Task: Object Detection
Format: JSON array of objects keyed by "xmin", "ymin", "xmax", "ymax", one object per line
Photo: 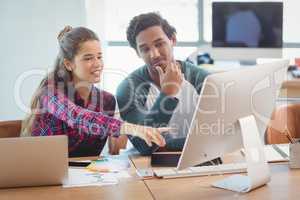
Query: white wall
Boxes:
[{"xmin": 0, "ymin": 0, "xmax": 87, "ymax": 120}]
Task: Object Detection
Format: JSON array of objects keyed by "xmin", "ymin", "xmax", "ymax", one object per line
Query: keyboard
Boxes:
[{"xmin": 153, "ymin": 163, "xmax": 247, "ymax": 179}]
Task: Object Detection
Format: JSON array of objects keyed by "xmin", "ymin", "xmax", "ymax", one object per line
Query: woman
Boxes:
[{"xmin": 21, "ymin": 26, "xmax": 167, "ymax": 157}]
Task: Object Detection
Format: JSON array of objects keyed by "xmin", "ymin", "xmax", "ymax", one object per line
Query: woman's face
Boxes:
[{"xmin": 69, "ymin": 40, "xmax": 103, "ymax": 84}]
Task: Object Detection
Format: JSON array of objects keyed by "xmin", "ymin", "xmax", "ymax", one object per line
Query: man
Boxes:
[{"xmin": 116, "ymin": 12, "xmax": 209, "ymax": 155}]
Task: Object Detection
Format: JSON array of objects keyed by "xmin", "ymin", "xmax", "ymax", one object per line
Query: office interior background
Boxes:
[{"xmin": 1, "ymin": 0, "xmax": 299, "ymax": 121}]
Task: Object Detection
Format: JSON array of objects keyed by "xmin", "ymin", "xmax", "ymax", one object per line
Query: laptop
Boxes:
[{"xmin": 0, "ymin": 135, "xmax": 68, "ymax": 188}]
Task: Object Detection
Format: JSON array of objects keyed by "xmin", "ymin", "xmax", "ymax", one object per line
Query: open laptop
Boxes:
[{"xmin": 0, "ymin": 135, "xmax": 68, "ymax": 188}]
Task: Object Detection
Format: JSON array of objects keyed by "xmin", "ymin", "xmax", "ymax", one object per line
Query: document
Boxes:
[
  {"xmin": 86, "ymin": 156, "xmax": 130, "ymax": 173},
  {"xmin": 63, "ymin": 168, "xmax": 118, "ymax": 188}
]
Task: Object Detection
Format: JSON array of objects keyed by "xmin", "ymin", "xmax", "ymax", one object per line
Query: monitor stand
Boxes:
[{"xmin": 212, "ymin": 115, "xmax": 271, "ymax": 193}]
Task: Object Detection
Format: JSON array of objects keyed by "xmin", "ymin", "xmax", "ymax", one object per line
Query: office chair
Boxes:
[
  {"xmin": 0, "ymin": 120, "xmax": 22, "ymax": 138},
  {"xmin": 266, "ymin": 104, "xmax": 300, "ymax": 144}
]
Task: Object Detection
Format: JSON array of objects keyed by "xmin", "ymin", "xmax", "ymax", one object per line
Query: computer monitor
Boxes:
[
  {"xmin": 210, "ymin": 2, "xmax": 283, "ymax": 64},
  {"xmin": 177, "ymin": 60, "xmax": 289, "ymax": 170}
]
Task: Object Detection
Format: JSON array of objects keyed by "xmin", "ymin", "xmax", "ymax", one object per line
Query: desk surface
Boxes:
[
  {"xmin": 0, "ymin": 157, "xmax": 153, "ymax": 200},
  {"xmin": 131, "ymin": 156, "xmax": 300, "ymax": 200},
  {"xmin": 2, "ymin": 155, "xmax": 300, "ymax": 200},
  {"xmin": 0, "ymin": 180, "xmax": 152, "ymax": 200}
]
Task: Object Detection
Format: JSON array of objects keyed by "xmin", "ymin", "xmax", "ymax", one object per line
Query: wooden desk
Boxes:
[
  {"xmin": 2, "ymin": 154, "xmax": 300, "ymax": 200},
  {"xmin": 0, "ymin": 181, "xmax": 152, "ymax": 200},
  {"xmin": 0, "ymin": 157, "xmax": 153, "ymax": 200},
  {"xmin": 131, "ymin": 156, "xmax": 300, "ymax": 200}
]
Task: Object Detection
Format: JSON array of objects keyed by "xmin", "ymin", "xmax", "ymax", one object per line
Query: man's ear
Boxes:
[{"xmin": 63, "ymin": 59, "xmax": 73, "ymax": 72}]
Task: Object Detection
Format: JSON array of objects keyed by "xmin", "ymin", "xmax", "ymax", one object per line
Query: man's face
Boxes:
[{"xmin": 136, "ymin": 25, "xmax": 176, "ymax": 72}]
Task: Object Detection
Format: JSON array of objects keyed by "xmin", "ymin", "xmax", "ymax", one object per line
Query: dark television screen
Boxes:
[{"xmin": 212, "ymin": 2, "xmax": 283, "ymax": 48}]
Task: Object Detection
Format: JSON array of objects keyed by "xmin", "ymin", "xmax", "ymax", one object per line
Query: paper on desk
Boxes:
[
  {"xmin": 86, "ymin": 156, "xmax": 130, "ymax": 173},
  {"xmin": 113, "ymin": 170, "xmax": 132, "ymax": 179},
  {"xmin": 136, "ymin": 168, "xmax": 154, "ymax": 179},
  {"xmin": 63, "ymin": 168, "xmax": 118, "ymax": 188},
  {"xmin": 264, "ymin": 144, "xmax": 289, "ymax": 162},
  {"xmin": 276, "ymin": 144, "xmax": 289, "ymax": 156},
  {"xmin": 241, "ymin": 144, "xmax": 289, "ymax": 162}
]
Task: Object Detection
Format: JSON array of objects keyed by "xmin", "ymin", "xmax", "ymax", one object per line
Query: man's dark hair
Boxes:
[{"xmin": 126, "ymin": 12, "xmax": 177, "ymax": 50}]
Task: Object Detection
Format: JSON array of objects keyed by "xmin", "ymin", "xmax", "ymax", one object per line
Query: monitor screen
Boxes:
[{"xmin": 212, "ymin": 2, "xmax": 283, "ymax": 48}]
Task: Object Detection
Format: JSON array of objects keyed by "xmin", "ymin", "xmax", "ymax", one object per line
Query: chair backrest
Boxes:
[
  {"xmin": 265, "ymin": 104, "xmax": 300, "ymax": 144},
  {"xmin": 0, "ymin": 120, "xmax": 22, "ymax": 138}
]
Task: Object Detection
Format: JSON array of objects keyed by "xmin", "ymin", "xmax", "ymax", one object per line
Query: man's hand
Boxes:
[{"xmin": 156, "ymin": 61, "xmax": 183, "ymax": 96}]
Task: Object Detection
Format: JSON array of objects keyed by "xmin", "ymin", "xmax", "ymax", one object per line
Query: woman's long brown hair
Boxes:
[{"xmin": 21, "ymin": 26, "xmax": 99, "ymax": 136}]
